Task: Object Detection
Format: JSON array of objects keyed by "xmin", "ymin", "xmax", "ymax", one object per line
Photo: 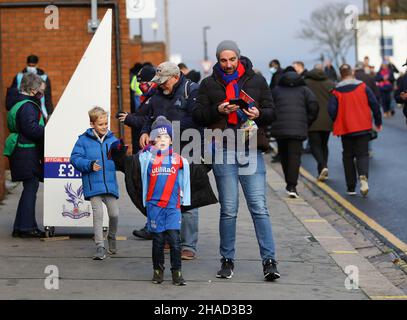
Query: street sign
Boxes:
[{"xmin": 126, "ymin": 0, "xmax": 156, "ymax": 19}]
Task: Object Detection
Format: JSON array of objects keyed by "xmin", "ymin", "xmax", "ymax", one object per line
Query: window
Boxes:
[{"xmin": 380, "ymin": 37, "xmax": 393, "ymax": 57}]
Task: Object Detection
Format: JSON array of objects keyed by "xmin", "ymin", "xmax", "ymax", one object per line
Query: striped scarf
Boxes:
[{"xmin": 215, "ymin": 62, "xmax": 246, "ymax": 125}]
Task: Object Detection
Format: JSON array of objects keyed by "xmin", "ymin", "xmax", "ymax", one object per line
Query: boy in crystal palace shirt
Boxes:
[{"xmin": 139, "ymin": 116, "xmax": 190, "ymax": 286}]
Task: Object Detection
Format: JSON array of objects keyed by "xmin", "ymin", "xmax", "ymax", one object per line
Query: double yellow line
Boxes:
[{"xmin": 300, "ymin": 167, "xmax": 407, "ymax": 254}]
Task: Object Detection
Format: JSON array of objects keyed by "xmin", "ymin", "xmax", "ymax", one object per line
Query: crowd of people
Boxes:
[{"xmin": 3, "ymin": 45, "xmax": 407, "ymax": 287}]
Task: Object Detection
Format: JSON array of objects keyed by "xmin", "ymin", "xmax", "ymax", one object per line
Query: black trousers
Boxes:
[
  {"xmin": 308, "ymin": 131, "xmax": 331, "ymax": 174},
  {"xmin": 277, "ymin": 139, "xmax": 303, "ymax": 188},
  {"xmin": 341, "ymin": 134, "xmax": 370, "ymax": 189},
  {"xmin": 152, "ymin": 230, "xmax": 182, "ymax": 272},
  {"xmin": 14, "ymin": 177, "xmax": 40, "ymax": 232}
]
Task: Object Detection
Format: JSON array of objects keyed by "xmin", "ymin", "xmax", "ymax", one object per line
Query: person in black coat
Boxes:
[
  {"xmin": 271, "ymin": 69, "xmax": 319, "ymax": 197},
  {"xmin": 395, "ymin": 60, "xmax": 407, "ymax": 122},
  {"xmin": 193, "ymin": 40, "xmax": 280, "ymax": 281},
  {"xmin": 11, "ymin": 55, "xmax": 53, "ymax": 118},
  {"xmin": 119, "ymin": 64, "xmax": 157, "ymax": 154},
  {"xmin": 324, "ymin": 60, "xmax": 338, "ymax": 83},
  {"xmin": 354, "ymin": 62, "xmax": 381, "ymax": 103},
  {"xmin": 178, "ymin": 63, "xmax": 201, "ymax": 83},
  {"xmin": 269, "ymin": 59, "xmax": 284, "ymax": 91},
  {"xmin": 6, "ymin": 73, "xmax": 46, "ymax": 238}
]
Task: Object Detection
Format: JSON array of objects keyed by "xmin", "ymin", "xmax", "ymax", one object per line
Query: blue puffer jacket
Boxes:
[{"xmin": 70, "ymin": 129, "xmax": 119, "ymax": 200}]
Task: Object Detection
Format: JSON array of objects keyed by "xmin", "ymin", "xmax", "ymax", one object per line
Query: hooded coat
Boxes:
[
  {"xmin": 304, "ymin": 69, "xmax": 335, "ymax": 132},
  {"xmin": 270, "ymin": 71, "xmax": 319, "ymax": 140}
]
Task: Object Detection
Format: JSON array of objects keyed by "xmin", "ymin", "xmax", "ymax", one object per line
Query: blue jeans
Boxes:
[
  {"xmin": 212, "ymin": 150, "xmax": 276, "ymax": 262},
  {"xmin": 181, "ymin": 208, "xmax": 199, "ymax": 253},
  {"xmin": 14, "ymin": 177, "xmax": 40, "ymax": 232}
]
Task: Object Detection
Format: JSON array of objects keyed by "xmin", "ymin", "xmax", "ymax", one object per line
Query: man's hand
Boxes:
[
  {"xmin": 373, "ymin": 125, "xmax": 382, "ymax": 132},
  {"xmin": 118, "ymin": 112, "xmax": 128, "ymax": 122},
  {"xmin": 139, "ymin": 133, "xmax": 150, "ymax": 148},
  {"xmin": 218, "ymin": 102, "xmax": 239, "ymax": 115},
  {"xmin": 400, "ymin": 92, "xmax": 407, "ymax": 101},
  {"xmin": 92, "ymin": 160, "xmax": 102, "ymax": 172},
  {"xmin": 243, "ymin": 106, "xmax": 260, "ymax": 120}
]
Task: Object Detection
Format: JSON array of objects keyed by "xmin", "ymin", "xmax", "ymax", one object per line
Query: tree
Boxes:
[{"xmin": 297, "ymin": 2, "xmax": 356, "ymax": 68}]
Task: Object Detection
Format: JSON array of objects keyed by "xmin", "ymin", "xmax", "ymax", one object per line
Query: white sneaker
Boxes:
[
  {"xmin": 318, "ymin": 168, "xmax": 329, "ymax": 182},
  {"xmin": 359, "ymin": 176, "xmax": 369, "ymax": 197}
]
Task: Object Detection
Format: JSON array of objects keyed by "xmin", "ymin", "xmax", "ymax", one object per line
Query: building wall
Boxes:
[
  {"xmin": 357, "ymin": 20, "xmax": 407, "ymax": 71},
  {"xmin": 128, "ymin": 36, "xmax": 166, "ymax": 66}
]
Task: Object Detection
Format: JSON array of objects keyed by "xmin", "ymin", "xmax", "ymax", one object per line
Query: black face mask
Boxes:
[{"xmin": 33, "ymin": 91, "xmax": 44, "ymax": 100}]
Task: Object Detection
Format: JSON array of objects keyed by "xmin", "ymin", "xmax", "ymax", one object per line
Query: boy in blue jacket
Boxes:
[
  {"xmin": 140, "ymin": 116, "xmax": 190, "ymax": 285},
  {"xmin": 70, "ymin": 107, "xmax": 120, "ymax": 260}
]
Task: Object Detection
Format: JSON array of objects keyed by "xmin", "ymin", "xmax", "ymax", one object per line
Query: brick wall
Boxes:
[
  {"xmin": 129, "ymin": 36, "xmax": 167, "ymax": 66},
  {"xmin": 0, "ymin": 0, "xmax": 137, "ymax": 201}
]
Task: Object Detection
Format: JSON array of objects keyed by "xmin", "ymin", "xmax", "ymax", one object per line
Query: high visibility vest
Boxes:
[
  {"xmin": 16, "ymin": 72, "xmax": 48, "ymax": 119},
  {"xmin": 130, "ymin": 75, "xmax": 143, "ymax": 96},
  {"xmin": 3, "ymin": 99, "xmax": 44, "ymax": 157}
]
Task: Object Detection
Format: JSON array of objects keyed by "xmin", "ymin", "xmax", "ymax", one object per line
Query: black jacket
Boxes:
[
  {"xmin": 395, "ymin": 74, "xmax": 407, "ymax": 118},
  {"xmin": 6, "ymin": 88, "xmax": 44, "ymax": 181},
  {"xmin": 11, "ymin": 68, "xmax": 53, "ymax": 116},
  {"xmin": 324, "ymin": 66, "xmax": 338, "ymax": 83},
  {"xmin": 270, "ymin": 72, "xmax": 319, "ymax": 140},
  {"xmin": 110, "ymin": 144, "xmax": 218, "ymax": 216},
  {"xmin": 141, "ymin": 74, "xmax": 201, "ymax": 135},
  {"xmin": 355, "ymin": 69, "xmax": 381, "ymax": 102},
  {"xmin": 193, "ymin": 56, "xmax": 276, "ymax": 151},
  {"xmin": 269, "ymin": 67, "xmax": 284, "ymax": 91}
]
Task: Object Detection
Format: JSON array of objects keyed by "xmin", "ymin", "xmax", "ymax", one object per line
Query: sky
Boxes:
[{"xmin": 130, "ymin": 0, "xmax": 364, "ymax": 81}]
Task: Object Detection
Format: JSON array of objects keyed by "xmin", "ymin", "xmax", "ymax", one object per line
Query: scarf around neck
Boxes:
[{"xmin": 215, "ymin": 62, "xmax": 246, "ymax": 125}]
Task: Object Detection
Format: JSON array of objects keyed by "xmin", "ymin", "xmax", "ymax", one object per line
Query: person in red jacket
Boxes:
[{"xmin": 328, "ymin": 64, "xmax": 382, "ymax": 197}]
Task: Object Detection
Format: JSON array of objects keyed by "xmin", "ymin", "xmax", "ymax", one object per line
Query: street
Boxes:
[{"xmin": 301, "ymin": 108, "xmax": 407, "ymax": 247}]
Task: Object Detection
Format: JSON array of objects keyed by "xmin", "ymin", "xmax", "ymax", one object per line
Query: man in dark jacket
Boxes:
[
  {"xmin": 119, "ymin": 64, "xmax": 157, "ymax": 155},
  {"xmin": 304, "ymin": 68, "xmax": 335, "ymax": 181},
  {"xmin": 269, "ymin": 59, "xmax": 284, "ymax": 90},
  {"xmin": 328, "ymin": 64, "xmax": 382, "ymax": 197},
  {"xmin": 271, "ymin": 69, "xmax": 319, "ymax": 197},
  {"xmin": 5, "ymin": 73, "xmax": 46, "ymax": 238},
  {"xmin": 292, "ymin": 61, "xmax": 308, "ymax": 79},
  {"xmin": 11, "ymin": 55, "xmax": 53, "ymax": 119},
  {"xmin": 354, "ymin": 62, "xmax": 381, "ymax": 103},
  {"xmin": 395, "ymin": 59, "xmax": 407, "ymax": 122},
  {"xmin": 324, "ymin": 60, "xmax": 338, "ymax": 83},
  {"xmin": 178, "ymin": 63, "xmax": 201, "ymax": 83},
  {"xmin": 138, "ymin": 61, "xmax": 202, "ymax": 260},
  {"xmin": 193, "ymin": 40, "xmax": 280, "ymax": 281}
]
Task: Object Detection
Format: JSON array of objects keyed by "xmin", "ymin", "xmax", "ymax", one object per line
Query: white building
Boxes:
[{"xmin": 357, "ymin": 0, "xmax": 407, "ymax": 72}]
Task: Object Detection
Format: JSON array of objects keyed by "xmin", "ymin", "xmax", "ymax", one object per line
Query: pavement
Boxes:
[{"xmin": 0, "ymin": 158, "xmax": 405, "ymax": 300}]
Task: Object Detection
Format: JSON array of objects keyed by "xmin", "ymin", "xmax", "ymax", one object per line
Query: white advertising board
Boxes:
[{"xmin": 43, "ymin": 10, "xmax": 112, "ymax": 229}]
